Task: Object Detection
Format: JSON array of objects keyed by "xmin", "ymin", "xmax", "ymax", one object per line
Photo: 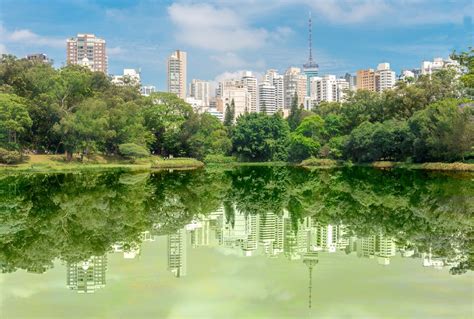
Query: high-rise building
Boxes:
[
  {"xmin": 310, "ymin": 75, "xmax": 349, "ymax": 104},
  {"xmin": 356, "ymin": 68, "xmax": 376, "ymax": 91},
  {"xmin": 111, "ymin": 68, "xmax": 141, "ymax": 86},
  {"xmin": 66, "ymin": 255, "xmax": 107, "ymax": 293},
  {"xmin": 241, "ymin": 71, "xmax": 258, "ymax": 113},
  {"xmin": 218, "ymin": 80, "xmax": 251, "ymax": 118},
  {"xmin": 258, "ymin": 81, "xmax": 277, "ymax": 115},
  {"xmin": 167, "ymin": 50, "xmax": 187, "ymax": 99},
  {"xmin": 66, "ymin": 34, "xmax": 107, "ymax": 73},
  {"xmin": 189, "ymin": 79, "xmax": 210, "ymax": 106},
  {"xmin": 26, "ymin": 53, "xmax": 53, "ymax": 64},
  {"xmin": 284, "ymin": 67, "xmax": 307, "ymax": 109},
  {"xmin": 303, "ymin": 12, "xmax": 319, "ymax": 96},
  {"xmin": 343, "ymin": 73, "xmax": 357, "ymax": 90},
  {"xmin": 168, "ymin": 228, "xmax": 187, "ymax": 277},
  {"xmin": 375, "ymin": 63, "xmax": 396, "ymax": 92},
  {"xmin": 265, "ymin": 69, "xmax": 285, "ymax": 111}
]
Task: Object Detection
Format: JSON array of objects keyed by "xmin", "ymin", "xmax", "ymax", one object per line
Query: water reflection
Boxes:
[{"xmin": 0, "ymin": 167, "xmax": 472, "ymax": 305}]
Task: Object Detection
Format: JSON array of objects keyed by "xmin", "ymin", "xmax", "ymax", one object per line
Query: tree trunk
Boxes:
[{"xmin": 66, "ymin": 151, "xmax": 73, "ymax": 161}]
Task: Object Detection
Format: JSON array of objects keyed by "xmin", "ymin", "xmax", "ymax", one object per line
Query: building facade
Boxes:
[
  {"xmin": 375, "ymin": 63, "xmax": 396, "ymax": 92},
  {"xmin": 356, "ymin": 69, "xmax": 376, "ymax": 91},
  {"xmin": 258, "ymin": 81, "xmax": 277, "ymax": 115},
  {"xmin": 241, "ymin": 71, "xmax": 258, "ymax": 113},
  {"xmin": 189, "ymin": 79, "xmax": 210, "ymax": 107},
  {"xmin": 167, "ymin": 50, "xmax": 187, "ymax": 99},
  {"xmin": 66, "ymin": 34, "xmax": 107, "ymax": 73}
]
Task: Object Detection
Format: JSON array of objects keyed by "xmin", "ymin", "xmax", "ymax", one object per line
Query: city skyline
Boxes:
[{"xmin": 0, "ymin": 0, "xmax": 471, "ymax": 90}]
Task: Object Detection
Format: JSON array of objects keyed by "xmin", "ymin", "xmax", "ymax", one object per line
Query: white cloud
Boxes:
[
  {"xmin": 0, "ymin": 23, "xmax": 65, "ymax": 48},
  {"xmin": 167, "ymin": 3, "xmax": 290, "ymax": 51}
]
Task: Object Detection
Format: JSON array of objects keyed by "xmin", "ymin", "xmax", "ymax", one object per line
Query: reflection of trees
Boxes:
[{"xmin": 0, "ymin": 166, "xmax": 472, "ymax": 275}]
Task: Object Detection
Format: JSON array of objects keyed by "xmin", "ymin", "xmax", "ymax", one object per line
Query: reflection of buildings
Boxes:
[
  {"xmin": 356, "ymin": 234, "xmax": 396, "ymax": 265},
  {"xmin": 67, "ymin": 256, "xmax": 107, "ymax": 293},
  {"xmin": 168, "ymin": 228, "xmax": 187, "ymax": 277}
]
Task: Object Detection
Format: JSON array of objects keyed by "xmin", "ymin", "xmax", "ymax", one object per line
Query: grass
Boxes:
[
  {"xmin": 0, "ymin": 154, "xmax": 204, "ymax": 173},
  {"xmin": 300, "ymin": 158, "xmax": 474, "ymax": 171}
]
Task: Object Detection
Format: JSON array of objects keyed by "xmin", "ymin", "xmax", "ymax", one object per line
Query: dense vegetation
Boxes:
[
  {"xmin": 0, "ymin": 166, "xmax": 471, "ymax": 274},
  {"xmin": 0, "ymin": 49, "xmax": 472, "ymax": 164}
]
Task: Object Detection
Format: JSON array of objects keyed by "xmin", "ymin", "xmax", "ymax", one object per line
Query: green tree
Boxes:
[
  {"xmin": 142, "ymin": 92, "xmax": 193, "ymax": 156},
  {"xmin": 409, "ymin": 99, "xmax": 474, "ymax": 162},
  {"xmin": 223, "ymin": 99, "xmax": 235, "ymax": 127},
  {"xmin": 287, "ymin": 133, "xmax": 320, "ymax": 162},
  {"xmin": 287, "ymin": 94, "xmax": 302, "ymax": 131},
  {"xmin": 55, "ymin": 98, "xmax": 110, "ymax": 160},
  {"xmin": 0, "ymin": 93, "xmax": 32, "ymax": 147},
  {"xmin": 232, "ymin": 113, "xmax": 290, "ymax": 161}
]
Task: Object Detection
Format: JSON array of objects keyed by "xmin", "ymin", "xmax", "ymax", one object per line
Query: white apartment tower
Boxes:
[
  {"xmin": 190, "ymin": 79, "xmax": 210, "ymax": 106},
  {"xmin": 258, "ymin": 81, "xmax": 277, "ymax": 115},
  {"xmin": 284, "ymin": 67, "xmax": 307, "ymax": 109},
  {"xmin": 167, "ymin": 50, "xmax": 187, "ymax": 99},
  {"xmin": 265, "ymin": 69, "xmax": 285, "ymax": 111},
  {"xmin": 310, "ymin": 75, "xmax": 349, "ymax": 104},
  {"xmin": 241, "ymin": 71, "xmax": 258, "ymax": 113},
  {"xmin": 375, "ymin": 63, "xmax": 396, "ymax": 92},
  {"xmin": 219, "ymin": 80, "xmax": 251, "ymax": 118},
  {"xmin": 66, "ymin": 34, "xmax": 107, "ymax": 73},
  {"xmin": 111, "ymin": 69, "xmax": 141, "ymax": 86}
]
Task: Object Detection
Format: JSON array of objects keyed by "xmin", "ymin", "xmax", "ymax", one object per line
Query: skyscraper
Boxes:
[
  {"xmin": 189, "ymin": 79, "xmax": 210, "ymax": 106},
  {"xmin": 356, "ymin": 68, "xmax": 376, "ymax": 91},
  {"xmin": 66, "ymin": 34, "xmax": 107, "ymax": 73},
  {"xmin": 265, "ymin": 69, "xmax": 285, "ymax": 111},
  {"xmin": 258, "ymin": 81, "xmax": 277, "ymax": 115},
  {"xmin": 375, "ymin": 63, "xmax": 396, "ymax": 92},
  {"xmin": 167, "ymin": 50, "xmax": 187, "ymax": 99},
  {"xmin": 303, "ymin": 12, "xmax": 318, "ymax": 97},
  {"xmin": 241, "ymin": 71, "xmax": 258, "ymax": 113},
  {"xmin": 284, "ymin": 67, "xmax": 307, "ymax": 108}
]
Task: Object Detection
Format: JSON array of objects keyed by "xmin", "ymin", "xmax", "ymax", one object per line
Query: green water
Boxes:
[{"xmin": 0, "ymin": 166, "xmax": 473, "ymax": 318}]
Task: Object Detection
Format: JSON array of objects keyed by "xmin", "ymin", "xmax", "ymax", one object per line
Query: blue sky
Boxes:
[{"xmin": 0, "ymin": 0, "xmax": 472, "ymax": 90}]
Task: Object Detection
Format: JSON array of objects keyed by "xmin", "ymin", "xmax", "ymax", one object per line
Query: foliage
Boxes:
[
  {"xmin": 409, "ymin": 99, "xmax": 473, "ymax": 162},
  {"xmin": 0, "ymin": 148, "xmax": 24, "ymax": 164},
  {"xmin": 223, "ymin": 98, "xmax": 235, "ymax": 127},
  {"xmin": 0, "ymin": 93, "xmax": 32, "ymax": 147},
  {"xmin": 203, "ymin": 154, "xmax": 236, "ymax": 163},
  {"xmin": 232, "ymin": 113, "xmax": 290, "ymax": 161},
  {"xmin": 118, "ymin": 143, "xmax": 150, "ymax": 159},
  {"xmin": 287, "ymin": 133, "xmax": 320, "ymax": 162}
]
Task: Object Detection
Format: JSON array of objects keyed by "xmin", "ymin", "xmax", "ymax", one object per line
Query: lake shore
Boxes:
[
  {"xmin": 0, "ymin": 154, "xmax": 204, "ymax": 173},
  {"xmin": 1, "ymin": 154, "xmax": 473, "ymax": 173},
  {"xmin": 299, "ymin": 158, "xmax": 474, "ymax": 172}
]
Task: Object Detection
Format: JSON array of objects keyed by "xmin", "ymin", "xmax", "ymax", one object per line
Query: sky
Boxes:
[{"xmin": 0, "ymin": 0, "xmax": 472, "ymax": 91}]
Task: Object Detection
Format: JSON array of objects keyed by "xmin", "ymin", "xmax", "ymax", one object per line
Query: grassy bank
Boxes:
[
  {"xmin": 0, "ymin": 154, "xmax": 204, "ymax": 173},
  {"xmin": 300, "ymin": 158, "xmax": 474, "ymax": 172}
]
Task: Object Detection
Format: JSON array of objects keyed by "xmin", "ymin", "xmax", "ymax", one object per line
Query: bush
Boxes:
[
  {"xmin": 287, "ymin": 133, "xmax": 320, "ymax": 162},
  {"xmin": 0, "ymin": 148, "xmax": 24, "ymax": 164},
  {"xmin": 203, "ymin": 154, "xmax": 236, "ymax": 163},
  {"xmin": 118, "ymin": 143, "xmax": 149, "ymax": 159}
]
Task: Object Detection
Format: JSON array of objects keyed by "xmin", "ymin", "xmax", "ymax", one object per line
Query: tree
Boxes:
[
  {"xmin": 409, "ymin": 99, "xmax": 473, "ymax": 162},
  {"xmin": 451, "ymin": 48, "xmax": 474, "ymax": 98},
  {"xmin": 232, "ymin": 113, "xmax": 290, "ymax": 161},
  {"xmin": 287, "ymin": 94, "xmax": 302, "ymax": 131},
  {"xmin": 0, "ymin": 93, "xmax": 32, "ymax": 147},
  {"xmin": 260, "ymin": 101, "xmax": 267, "ymax": 114},
  {"xmin": 142, "ymin": 92, "xmax": 193, "ymax": 156},
  {"xmin": 186, "ymin": 113, "xmax": 231, "ymax": 159},
  {"xmin": 223, "ymin": 98, "xmax": 235, "ymax": 127},
  {"xmin": 287, "ymin": 133, "xmax": 320, "ymax": 162},
  {"xmin": 55, "ymin": 98, "xmax": 110, "ymax": 160}
]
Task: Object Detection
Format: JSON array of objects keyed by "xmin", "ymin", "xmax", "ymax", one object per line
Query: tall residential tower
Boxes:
[
  {"xmin": 66, "ymin": 34, "xmax": 107, "ymax": 73},
  {"xmin": 167, "ymin": 50, "xmax": 187, "ymax": 99}
]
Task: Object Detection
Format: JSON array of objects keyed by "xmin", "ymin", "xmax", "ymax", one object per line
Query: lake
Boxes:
[{"xmin": 0, "ymin": 166, "xmax": 473, "ymax": 318}]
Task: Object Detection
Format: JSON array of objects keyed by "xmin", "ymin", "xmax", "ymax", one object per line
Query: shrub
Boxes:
[
  {"xmin": 118, "ymin": 143, "xmax": 149, "ymax": 159},
  {"xmin": 0, "ymin": 148, "xmax": 24, "ymax": 164}
]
